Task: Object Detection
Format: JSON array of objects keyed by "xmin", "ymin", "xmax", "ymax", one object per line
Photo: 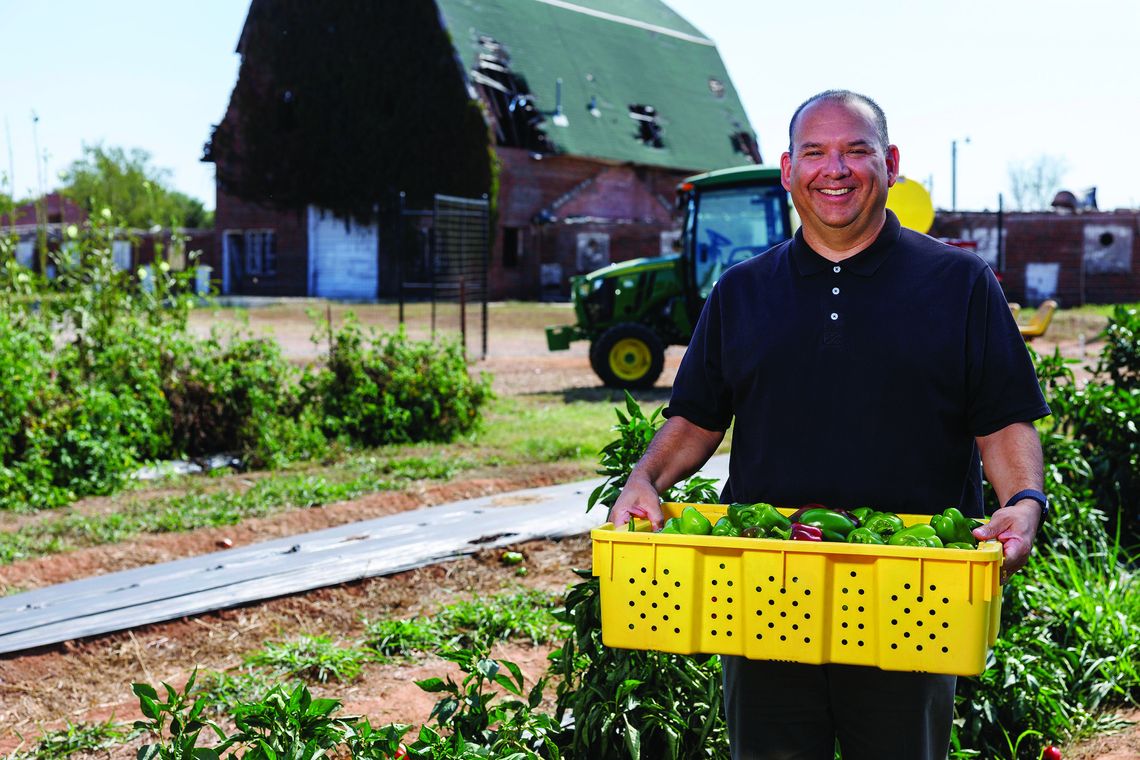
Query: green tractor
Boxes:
[{"xmin": 545, "ymin": 165, "xmax": 793, "ymax": 388}]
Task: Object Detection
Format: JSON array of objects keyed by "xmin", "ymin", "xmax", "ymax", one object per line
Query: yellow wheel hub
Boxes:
[{"xmin": 608, "ymin": 338, "xmax": 652, "ymax": 382}]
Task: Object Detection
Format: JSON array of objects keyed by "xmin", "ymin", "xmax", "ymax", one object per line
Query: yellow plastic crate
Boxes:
[{"xmin": 592, "ymin": 503, "xmax": 1003, "ymax": 676}]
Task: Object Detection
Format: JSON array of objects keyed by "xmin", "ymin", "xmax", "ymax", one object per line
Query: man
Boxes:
[{"xmin": 608, "ymin": 90, "xmax": 1050, "ymax": 760}]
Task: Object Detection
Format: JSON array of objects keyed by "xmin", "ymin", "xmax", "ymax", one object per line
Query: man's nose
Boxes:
[{"xmin": 823, "ymin": 151, "xmax": 850, "ymax": 177}]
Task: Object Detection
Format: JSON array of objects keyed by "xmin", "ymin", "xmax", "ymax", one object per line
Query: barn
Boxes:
[{"xmin": 203, "ymin": 0, "xmax": 761, "ymax": 300}]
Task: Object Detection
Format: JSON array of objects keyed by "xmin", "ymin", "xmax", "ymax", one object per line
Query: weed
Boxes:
[
  {"xmin": 363, "ymin": 588, "xmax": 568, "ymax": 657},
  {"xmin": 17, "ymin": 719, "xmax": 130, "ymax": 760},
  {"xmin": 244, "ymin": 635, "xmax": 373, "ymax": 684},
  {"xmin": 190, "ymin": 669, "xmax": 298, "ymax": 714}
]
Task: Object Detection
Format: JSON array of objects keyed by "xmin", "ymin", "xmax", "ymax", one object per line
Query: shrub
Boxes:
[
  {"xmin": 165, "ymin": 325, "xmax": 322, "ymax": 467},
  {"xmin": 1035, "ymin": 308, "xmax": 1140, "ymax": 545},
  {"xmin": 0, "ymin": 218, "xmax": 495, "ymax": 509},
  {"xmin": 307, "ymin": 317, "xmax": 492, "ymax": 447}
]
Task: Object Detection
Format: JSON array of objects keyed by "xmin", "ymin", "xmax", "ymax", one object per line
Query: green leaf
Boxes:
[
  {"xmin": 416, "ymin": 677, "xmax": 449, "ymax": 693},
  {"xmin": 132, "ymin": 682, "xmax": 159, "ymax": 701},
  {"xmin": 308, "ymin": 697, "xmax": 340, "ymax": 716},
  {"xmin": 623, "ymin": 714, "xmax": 642, "ymax": 759},
  {"xmin": 138, "ymin": 694, "xmax": 160, "ymax": 720}
]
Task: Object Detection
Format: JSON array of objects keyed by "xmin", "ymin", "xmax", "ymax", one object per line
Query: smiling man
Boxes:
[
  {"xmin": 782, "ymin": 93, "xmax": 899, "ymax": 256},
  {"xmin": 609, "ymin": 90, "xmax": 1050, "ymax": 759}
]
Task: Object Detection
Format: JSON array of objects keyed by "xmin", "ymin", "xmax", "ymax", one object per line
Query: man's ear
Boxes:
[
  {"xmin": 885, "ymin": 144, "xmax": 900, "ymax": 188},
  {"xmin": 780, "ymin": 152, "xmax": 792, "ymax": 191}
]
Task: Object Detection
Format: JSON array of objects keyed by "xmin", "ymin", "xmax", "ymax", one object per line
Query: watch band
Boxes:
[{"xmin": 1004, "ymin": 488, "xmax": 1049, "ymax": 519}]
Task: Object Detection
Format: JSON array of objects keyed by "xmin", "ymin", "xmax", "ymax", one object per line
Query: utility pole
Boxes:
[{"xmin": 951, "ymin": 136, "xmax": 970, "ymax": 211}]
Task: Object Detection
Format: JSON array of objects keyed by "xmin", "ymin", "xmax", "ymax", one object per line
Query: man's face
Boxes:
[{"xmin": 781, "ymin": 99, "xmax": 899, "ymax": 241}]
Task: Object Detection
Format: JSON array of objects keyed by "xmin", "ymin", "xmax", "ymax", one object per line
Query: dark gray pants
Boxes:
[{"xmin": 722, "ymin": 656, "xmax": 955, "ymax": 760}]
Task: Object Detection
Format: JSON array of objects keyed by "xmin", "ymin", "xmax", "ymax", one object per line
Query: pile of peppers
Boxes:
[{"xmin": 655, "ymin": 504, "xmax": 983, "ymax": 550}]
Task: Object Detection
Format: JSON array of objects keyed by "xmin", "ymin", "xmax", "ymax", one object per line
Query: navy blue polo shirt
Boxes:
[{"xmin": 666, "ymin": 210, "xmax": 1050, "ymax": 518}]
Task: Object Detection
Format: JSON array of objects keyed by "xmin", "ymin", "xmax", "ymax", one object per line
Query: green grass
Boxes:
[
  {"xmin": 13, "ymin": 718, "xmax": 131, "ymax": 760},
  {"xmin": 0, "ymin": 455, "xmax": 463, "ymax": 566},
  {"xmin": 0, "ymin": 393, "xmax": 672, "ymax": 568},
  {"xmin": 244, "ymin": 635, "xmax": 374, "ymax": 684},
  {"xmin": 363, "ymin": 588, "xmax": 569, "ymax": 657}
]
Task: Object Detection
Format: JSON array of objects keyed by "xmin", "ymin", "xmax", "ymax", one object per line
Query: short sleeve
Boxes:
[
  {"xmin": 664, "ymin": 284, "xmax": 735, "ymax": 431},
  {"xmin": 965, "ymin": 268, "xmax": 1051, "ymax": 436}
]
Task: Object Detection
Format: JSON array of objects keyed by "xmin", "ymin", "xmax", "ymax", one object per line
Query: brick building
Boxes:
[
  {"xmin": 204, "ymin": 0, "xmax": 761, "ymax": 300},
  {"xmin": 2, "ymin": 193, "xmax": 215, "ymax": 284},
  {"xmin": 931, "ymin": 208, "xmax": 1139, "ymax": 306}
]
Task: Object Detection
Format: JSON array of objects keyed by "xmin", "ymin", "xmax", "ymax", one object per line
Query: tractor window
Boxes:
[{"xmin": 693, "ymin": 185, "xmax": 788, "ymax": 298}]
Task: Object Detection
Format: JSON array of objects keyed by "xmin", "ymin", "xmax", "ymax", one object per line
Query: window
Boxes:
[
  {"xmin": 224, "ymin": 229, "xmax": 277, "ymax": 278},
  {"xmin": 502, "ymin": 227, "xmax": 520, "ymax": 268},
  {"xmin": 112, "ymin": 240, "xmax": 132, "ymax": 270},
  {"xmin": 15, "ymin": 240, "xmax": 34, "ymax": 268},
  {"xmin": 691, "ymin": 184, "xmax": 788, "ymax": 298},
  {"xmin": 245, "ymin": 230, "xmax": 276, "ymax": 275}
]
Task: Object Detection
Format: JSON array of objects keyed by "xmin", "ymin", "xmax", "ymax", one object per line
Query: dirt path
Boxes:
[{"xmin": 1, "ymin": 302, "xmax": 1130, "ymax": 757}]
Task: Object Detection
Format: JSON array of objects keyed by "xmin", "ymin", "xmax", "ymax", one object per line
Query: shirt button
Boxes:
[
  {"xmin": 830, "ymin": 312, "xmax": 839, "ymax": 320},
  {"xmin": 832, "ymin": 287, "xmax": 840, "ymax": 295},
  {"xmin": 833, "ymin": 266, "xmax": 841, "ymax": 273}
]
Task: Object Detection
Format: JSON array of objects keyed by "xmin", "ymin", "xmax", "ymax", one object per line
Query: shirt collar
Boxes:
[{"xmin": 791, "ymin": 209, "xmax": 902, "ymax": 277}]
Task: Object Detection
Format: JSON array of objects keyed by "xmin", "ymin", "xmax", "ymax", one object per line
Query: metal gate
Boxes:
[{"xmin": 397, "ymin": 194, "xmax": 490, "ymax": 360}]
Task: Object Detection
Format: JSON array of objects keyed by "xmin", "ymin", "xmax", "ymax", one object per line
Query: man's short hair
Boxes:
[{"xmin": 788, "ymin": 90, "xmax": 889, "ymax": 153}]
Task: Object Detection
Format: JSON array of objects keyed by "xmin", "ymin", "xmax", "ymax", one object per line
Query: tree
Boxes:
[
  {"xmin": 60, "ymin": 144, "xmax": 212, "ymax": 229},
  {"xmin": 1007, "ymin": 154, "xmax": 1068, "ymax": 211}
]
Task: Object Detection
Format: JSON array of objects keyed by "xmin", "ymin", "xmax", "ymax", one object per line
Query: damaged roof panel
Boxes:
[{"xmin": 436, "ymin": 0, "xmax": 759, "ymax": 172}]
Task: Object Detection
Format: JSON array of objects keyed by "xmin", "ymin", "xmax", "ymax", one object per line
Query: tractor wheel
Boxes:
[{"xmin": 590, "ymin": 323, "xmax": 665, "ymax": 389}]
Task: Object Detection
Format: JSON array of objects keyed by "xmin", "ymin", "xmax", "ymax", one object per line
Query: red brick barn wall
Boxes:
[
  {"xmin": 214, "ymin": 187, "xmax": 309, "ymax": 296},
  {"xmin": 493, "ymin": 147, "xmax": 690, "ymax": 299},
  {"xmin": 931, "ymin": 211, "xmax": 1140, "ymax": 306}
]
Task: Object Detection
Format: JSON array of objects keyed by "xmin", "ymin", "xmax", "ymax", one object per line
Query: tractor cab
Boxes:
[{"xmin": 545, "ymin": 165, "xmax": 792, "ymax": 388}]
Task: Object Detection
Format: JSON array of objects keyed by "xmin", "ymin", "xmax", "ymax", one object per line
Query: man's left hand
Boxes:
[{"xmin": 971, "ymin": 501, "xmax": 1042, "ymax": 582}]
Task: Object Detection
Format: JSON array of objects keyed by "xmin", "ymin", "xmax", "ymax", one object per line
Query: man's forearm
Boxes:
[
  {"xmin": 976, "ymin": 421, "xmax": 1044, "ymax": 507},
  {"xmin": 631, "ymin": 416, "xmax": 726, "ymax": 494}
]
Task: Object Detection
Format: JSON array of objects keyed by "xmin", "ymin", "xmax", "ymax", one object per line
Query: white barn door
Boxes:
[{"xmin": 307, "ymin": 207, "xmax": 379, "ymax": 299}]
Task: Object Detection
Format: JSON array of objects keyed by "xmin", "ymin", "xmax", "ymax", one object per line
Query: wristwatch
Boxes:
[{"xmin": 1004, "ymin": 488, "xmax": 1049, "ymax": 520}]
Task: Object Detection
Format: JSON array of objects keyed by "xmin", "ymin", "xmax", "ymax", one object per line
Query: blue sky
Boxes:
[{"xmin": 2, "ymin": 0, "xmax": 1137, "ymax": 212}]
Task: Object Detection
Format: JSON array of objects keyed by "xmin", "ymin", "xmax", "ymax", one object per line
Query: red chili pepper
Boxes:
[{"xmin": 790, "ymin": 522, "xmax": 824, "ymax": 541}]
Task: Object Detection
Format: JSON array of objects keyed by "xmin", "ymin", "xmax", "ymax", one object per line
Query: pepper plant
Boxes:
[{"xmin": 553, "ymin": 391, "xmax": 727, "ymax": 759}]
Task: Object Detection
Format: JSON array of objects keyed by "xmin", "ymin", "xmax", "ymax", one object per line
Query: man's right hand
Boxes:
[{"xmin": 609, "ymin": 473, "xmax": 665, "ymax": 530}]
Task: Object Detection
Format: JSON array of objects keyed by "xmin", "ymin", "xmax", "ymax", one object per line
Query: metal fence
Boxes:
[{"xmin": 397, "ymin": 194, "xmax": 490, "ymax": 360}]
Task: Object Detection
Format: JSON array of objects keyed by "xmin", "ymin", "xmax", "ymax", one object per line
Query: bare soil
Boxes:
[{"xmin": 1, "ymin": 302, "xmax": 1132, "ymax": 758}]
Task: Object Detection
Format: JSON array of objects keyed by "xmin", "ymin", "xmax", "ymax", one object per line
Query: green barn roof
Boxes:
[{"xmin": 435, "ymin": 0, "xmax": 760, "ymax": 173}]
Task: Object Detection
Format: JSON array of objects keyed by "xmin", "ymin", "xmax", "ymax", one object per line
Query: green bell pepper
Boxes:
[
  {"xmin": 847, "ymin": 527, "xmax": 886, "ymax": 544},
  {"xmin": 849, "ymin": 507, "xmax": 876, "ymax": 524},
  {"xmin": 944, "ymin": 541, "xmax": 977, "ymax": 550},
  {"xmin": 930, "ymin": 507, "xmax": 979, "ymax": 547},
  {"xmin": 862, "ymin": 512, "xmax": 906, "ymax": 538},
  {"xmin": 659, "ymin": 517, "xmax": 682, "ymax": 534},
  {"xmin": 887, "ymin": 524, "xmax": 944, "ymax": 548},
  {"xmin": 711, "ymin": 517, "xmax": 740, "ymax": 537},
  {"xmin": 726, "ymin": 503, "xmax": 758, "ymax": 531},
  {"xmin": 750, "ymin": 503, "xmax": 792, "ymax": 533},
  {"xmin": 679, "ymin": 506, "xmax": 712, "ymax": 535}
]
